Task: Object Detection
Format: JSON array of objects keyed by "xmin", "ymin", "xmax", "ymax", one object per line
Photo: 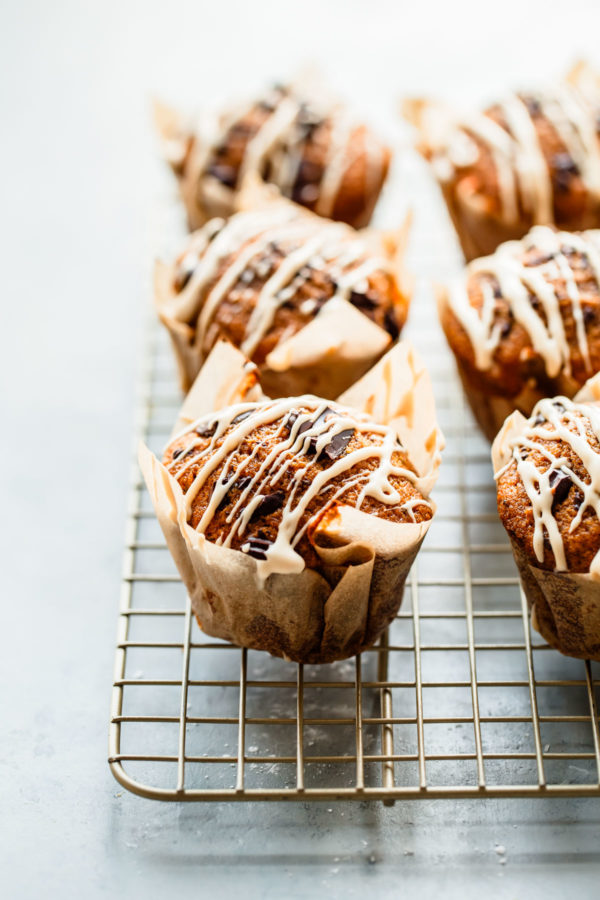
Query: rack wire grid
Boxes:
[{"xmin": 109, "ymin": 158, "xmax": 600, "ymax": 804}]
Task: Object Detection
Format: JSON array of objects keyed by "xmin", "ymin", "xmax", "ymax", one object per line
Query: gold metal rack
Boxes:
[{"xmin": 109, "ymin": 318, "xmax": 600, "ymax": 802}]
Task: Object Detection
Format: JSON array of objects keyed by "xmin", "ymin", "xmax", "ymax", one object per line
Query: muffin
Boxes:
[
  {"xmin": 492, "ymin": 389, "xmax": 600, "ymax": 661},
  {"xmin": 404, "ymin": 61, "xmax": 600, "ymax": 260},
  {"xmin": 156, "ymin": 193, "xmax": 410, "ymax": 397},
  {"xmin": 439, "ymin": 224, "xmax": 600, "ymax": 440},
  {"xmin": 140, "ymin": 340, "xmax": 443, "ymax": 664},
  {"xmin": 155, "ymin": 79, "xmax": 391, "ymax": 230}
]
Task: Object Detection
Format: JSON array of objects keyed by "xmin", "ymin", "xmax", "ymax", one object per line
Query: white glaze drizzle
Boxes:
[
  {"xmin": 171, "ymin": 207, "xmax": 394, "ymax": 359},
  {"xmin": 495, "ymin": 395, "xmax": 600, "ymax": 571},
  {"xmin": 197, "ymin": 84, "xmax": 384, "ymax": 218},
  {"xmin": 442, "ymin": 82, "xmax": 600, "ymax": 224},
  {"xmin": 449, "ymin": 226, "xmax": 600, "ymax": 377},
  {"xmin": 166, "ymin": 397, "xmax": 432, "ymax": 577}
]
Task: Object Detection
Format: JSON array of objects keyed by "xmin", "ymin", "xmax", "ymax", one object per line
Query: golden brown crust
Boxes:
[
  {"xmin": 175, "ymin": 230, "xmax": 406, "ymax": 368},
  {"xmin": 440, "ymin": 234, "xmax": 600, "ymax": 440},
  {"xmin": 163, "ymin": 404, "xmax": 432, "ymax": 572},
  {"xmin": 496, "ymin": 406, "xmax": 600, "ymax": 572}
]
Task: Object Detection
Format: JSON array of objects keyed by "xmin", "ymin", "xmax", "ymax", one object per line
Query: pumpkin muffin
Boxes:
[
  {"xmin": 493, "ymin": 393, "xmax": 600, "ymax": 661},
  {"xmin": 140, "ymin": 341, "xmax": 442, "ymax": 664},
  {"xmin": 440, "ymin": 225, "xmax": 600, "ymax": 440},
  {"xmin": 156, "ymin": 200, "xmax": 409, "ymax": 397},
  {"xmin": 157, "ymin": 80, "xmax": 391, "ymax": 230},
  {"xmin": 404, "ymin": 62, "xmax": 600, "ymax": 260}
]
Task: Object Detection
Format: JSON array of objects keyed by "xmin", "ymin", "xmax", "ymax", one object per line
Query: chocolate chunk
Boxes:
[
  {"xmin": 251, "ymin": 490, "xmax": 285, "ymax": 521},
  {"xmin": 349, "ymin": 290, "xmax": 378, "ymax": 311},
  {"xmin": 207, "ymin": 163, "xmax": 237, "ymax": 188},
  {"xmin": 242, "ymin": 535, "xmax": 272, "ymax": 561},
  {"xmin": 231, "ymin": 410, "xmax": 253, "ymax": 425},
  {"xmin": 384, "ymin": 309, "xmax": 400, "ymax": 341},
  {"xmin": 172, "ymin": 446, "xmax": 189, "ymax": 460},
  {"xmin": 553, "ymin": 400, "xmax": 566, "ymax": 413},
  {"xmin": 284, "ymin": 410, "xmax": 299, "ymax": 432},
  {"xmin": 499, "ymin": 318, "xmax": 512, "ymax": 338},
  {"xmin": 572, "ymin": 489, "xmax": 585, "ymax": 512},
  {"xmin": 297, "ymin": 407, "xmax": 336, "ymax": 455},
  {"xmin": 523, "ymin": 95, "xmax": 541, "ymax": 116},
  {"xmin": 216, "ymin": 475, "xmax": 253, "ymax": 512},
  {"xmin": 322, "ymin": 428, "xmax": 354, "ymax": 461},
  {"xmin": 493, "ymin": 282, "xmax": 503, "ymax": 299},
  {"xmin": 526, "ymin": 251, "xmax": 555, "ymax": 267},
  {"xmin": 583, "ymin": 306, "xmax": 596, "ymax": 326},
  {"xmin": 195, "ymin": 421, "xmax": 217, "ymax": 438},
  {"xmin": 549, "ymin": 469, "xmax": 572, "ymax": 510},
  {"xmin": 532, "ymin": 413, "xmax": 546, "ymax": 426},
  {"xmin": 175, "ymin": 267, "xmax": 193, "ymax": 291},
  {"xmin": 553, "ymin": 153, "xmax": 580, "ymax": 193}
]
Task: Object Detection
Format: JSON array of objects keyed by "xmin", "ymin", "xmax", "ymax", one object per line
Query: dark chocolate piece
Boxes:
[
  {"xmin": 242, "ymin": 535, "xmax": 272, "ymax": 561},
  {"xmin": 321, "ymin": 428, "xmax": 354, "ymax": 461},
  {"xmin": 553, "ymin": 153, "xmax": 580, "ymax": 193},
  {"xmin": 349, "ymin": 290, "xmax": 378, "ymax": 311},
  {"xmin": 195, "ymin": 421, "xmax": 217, "ymax": 438},
  {"xmin": 549, "ymin": 469, "xmax": 572, "ymax": 510},
  {"xmin": 207, "ymin": 163, "xmax": 237, "ymax": 188},
  {"xmin": 251, "ymin": 490, "xmax": 286, "ymax": 521},
  {"xmin": 231, "ymin": 410, "xmax": 253, "ymax": 425},
  {"xmin": 384, "ymin": 308, "xmax": 400, "ymax": 341}
]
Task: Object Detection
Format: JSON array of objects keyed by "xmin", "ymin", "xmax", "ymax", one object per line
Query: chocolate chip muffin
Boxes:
[
  {"xmin": 157, "ymin": 81, "xmax": 391, "ymax": 230},
  {"xmin": 440, "ymin": 225, "xmax": 600, "ymax": 440},
  {"xmin": 404, "ymin": 62, "xmax": 600, "ymax": 260},
  {"xmin": 164, "ymin": 398, "xmax": 433, "ymax": 576},
  {"xmin": 156, "ymin": 201, "xmax": 409, "ymax": 397},
  {"xmin": 140, "ymin": 340, "xmax": 442, "ymax": 664},
  {"xmin": 493, "ymin": 394, "xmax": 600, "ymax": 661}
]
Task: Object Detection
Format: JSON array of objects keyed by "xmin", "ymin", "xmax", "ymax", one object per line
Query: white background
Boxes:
[{"xmin": 2, "ymin": 1, "xmax": 600, "ymax": 897}]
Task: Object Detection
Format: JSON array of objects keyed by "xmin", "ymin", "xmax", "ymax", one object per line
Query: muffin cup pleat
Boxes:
[{"xmin": 510, "ymin": 541, "xmax": 600, "ymax": 662}]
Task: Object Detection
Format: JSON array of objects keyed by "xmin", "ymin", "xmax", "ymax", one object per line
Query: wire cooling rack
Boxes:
[{"xmin": 109, "ymin": 158, "xmax": 600, "ymax": 803}]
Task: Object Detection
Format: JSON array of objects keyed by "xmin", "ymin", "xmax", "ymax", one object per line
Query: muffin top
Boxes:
[
  {"xmin": 167, "ymin": 205, "xmax": 405, "ymax": 365},
  {"xmin": 496, "ymin": 395, "xmax": 600, "ymax": 572},
  {"xmin": 184, "ymin": 82, "xmax": 390, "ymax": 227},
  {"xmin": 423, "ymin": 73, "xmax": 600, "ymax": 227},
  {"xmin": 163, "ymin": 397, "xmax": 433, "ymax": 576},
  {"xmin": 443, "ymin": 226, "xmax": 600, "ymax": 396}
]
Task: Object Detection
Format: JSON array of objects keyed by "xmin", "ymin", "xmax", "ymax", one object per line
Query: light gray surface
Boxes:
[{"xmin": 2, "ymin": 1, "xmax": 600, "ymax": 897}]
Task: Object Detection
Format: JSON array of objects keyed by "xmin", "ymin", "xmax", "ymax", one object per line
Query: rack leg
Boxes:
[{"xmin": 378, "ymin": 629, "xmax": 395, "ymax": 806}]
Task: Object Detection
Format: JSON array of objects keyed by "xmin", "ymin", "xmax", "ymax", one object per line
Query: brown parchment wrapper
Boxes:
[
  {"xmin": 492, "ymin": 405, "xmax": 600, "ymax": 661},
  {"xmin": 155, "ymin": 188, "xmax": 411, "ymax": 398},
  {"xmin": 139, "ymin": 340, "xmax": 443, "ymax": 664}
]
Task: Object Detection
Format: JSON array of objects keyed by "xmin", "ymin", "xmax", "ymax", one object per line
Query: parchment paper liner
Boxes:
[
  {"xmin": 436, "ymin": 286, "xmax": 583, "ymax": 442},
  {"xmin": 491, "ymin": 380, "xmax": 600, "ymax": 661},
  {"xmin": 139, "ymin": 340, "xmax": 443, "ymax": 664},
  {"xmin": 155, "ymin": 187, "xmax": 411, "ymax": 398},
  {"xmin": 403, "ymin": 62, "xmax": 600, "ymax": 262}
]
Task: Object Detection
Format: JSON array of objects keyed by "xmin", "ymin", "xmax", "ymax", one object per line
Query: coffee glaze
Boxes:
[
  {"xmin": 185, "ymin": 83, "xmax": 388, "ymax": 225},
  {"xmin": 164, "ymin": 398, "xmax": 433, "ymax": 579},
  {"xmin": 170, "ymin": 205, "xmax": 398, "ymax": 361},
  {"xmin": 438, "ymin": 78, "xmax": 600, "ymax": 226},
  {"xmin": 448, "ymin": 226, "xmax": 600, "ymax": 379},
  {"xmin": 495, "ymin": 396, "xmax": 600, "ymax": 573}
]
